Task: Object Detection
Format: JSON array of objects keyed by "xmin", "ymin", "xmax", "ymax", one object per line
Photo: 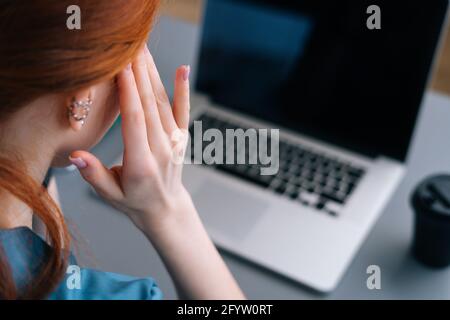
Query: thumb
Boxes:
[{"xmin": 69, "ymin": 151, "xmax": 123, "ymax": 202}]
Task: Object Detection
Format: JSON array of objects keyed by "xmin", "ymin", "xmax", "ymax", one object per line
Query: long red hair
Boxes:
[{"xmin": 0, "ymin": 0, "xmax": 160, "ymax": 299}]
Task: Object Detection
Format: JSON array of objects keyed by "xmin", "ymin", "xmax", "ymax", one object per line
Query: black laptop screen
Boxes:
[{"xmin": 196, "ymin": 0, "xmax": 448, "ymax": 161}]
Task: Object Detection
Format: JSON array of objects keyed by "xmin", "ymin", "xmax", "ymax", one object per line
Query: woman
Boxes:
[{"xmin": 0, "ymin": 0, "xmax": 245, "ymax": 300}]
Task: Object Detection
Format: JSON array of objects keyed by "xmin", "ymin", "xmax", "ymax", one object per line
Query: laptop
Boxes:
[{"xmin": 176, "ymin": 0, "xmax": 450, "ymax": 292}]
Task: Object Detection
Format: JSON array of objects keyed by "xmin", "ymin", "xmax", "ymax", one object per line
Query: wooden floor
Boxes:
[{"xmin": 161, "ymin": 0, "xmax": 450, "ymax": 95}]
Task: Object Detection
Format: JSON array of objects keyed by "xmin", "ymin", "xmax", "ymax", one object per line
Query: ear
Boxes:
[{"xmin": 67, "ymin": 88, "xmax": 94, "ymax": 132}]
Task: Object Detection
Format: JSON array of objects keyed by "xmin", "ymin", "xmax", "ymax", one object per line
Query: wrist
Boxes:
[{"xmin": 141, "ymin": 194, "xmax": 204, "ymax": 245}]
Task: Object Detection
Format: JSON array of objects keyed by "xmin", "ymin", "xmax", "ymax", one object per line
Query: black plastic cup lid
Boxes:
[{"xmin": 412, "ymin": 174, "xmax": 450, "ymax": 220}]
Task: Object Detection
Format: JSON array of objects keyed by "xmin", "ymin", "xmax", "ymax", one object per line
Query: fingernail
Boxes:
[
  {"xmin": 126, "ymin": 63, "xmax": 132, "ymax": 71},
  {"xmin": 69, "ymin": 156, "xmax": 88, "ymax": 169},
  {"xmin": 183, "ymin": 65, "xmax": 191, "ymax": 81}
]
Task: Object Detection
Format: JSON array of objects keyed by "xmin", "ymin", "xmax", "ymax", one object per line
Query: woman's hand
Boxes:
[
  {"xmin": 70, "ymin": 45, "xmax": 245, "ymax": 300},
  {"xmin": 70, "ymin": 45, "xmax": 193, "ymax": 234}
]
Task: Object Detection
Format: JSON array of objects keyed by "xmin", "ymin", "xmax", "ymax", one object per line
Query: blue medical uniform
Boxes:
[{"xmin": 0, "ymin": 227, "xmax": 163, "ymax": 300}]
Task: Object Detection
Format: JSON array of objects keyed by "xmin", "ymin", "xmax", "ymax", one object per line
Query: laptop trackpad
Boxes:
[{"xmin": 192, "ymin": 181, "xmax": 268, "ymax": 241}]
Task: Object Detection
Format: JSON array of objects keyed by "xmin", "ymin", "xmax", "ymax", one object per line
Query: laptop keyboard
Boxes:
[{"xmin": 189, "ymin": 113, "xmax": 366, "ymax": 217}]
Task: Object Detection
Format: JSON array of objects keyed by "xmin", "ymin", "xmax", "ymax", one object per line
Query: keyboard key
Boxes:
[
  {"xmin": 348, "ymin": 167, "xmax": 365, "ymax": 178},
  {"xmin": 288, "ymin": 187, "xmax": 300, "ymax": 200},
  {"xmin": 275, "ymin": 184, "xmax": 287, "ymax": 195},
  {"xmin": 275, "ymin": 170, "xmax": 290, "ymax": 181},
  {"xmin": 216, "ymin": 164, "xmax": 271, "ymax": 189},
  {"xmin": 316, "ymin": 201, "xmax": 326, "ymax": 210},
  {"xmin": 320, "ymin": 190, "xmax": 346, "ymax": 204},
  {"xmin": 327, "ymin": 210, "xmax": 339, "ymax": 217},
  {"xmin": 300, "ymin": 192, "xmax": 319, "ymax": 205},
  {"xmin": 325, "ymin": 201, "xmax": 344, "ymax": 216}
]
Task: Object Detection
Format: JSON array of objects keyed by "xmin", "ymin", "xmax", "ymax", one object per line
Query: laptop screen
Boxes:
[{"xmin": 196, "ymin": 0, "xmax": 448, "ymax": 161}]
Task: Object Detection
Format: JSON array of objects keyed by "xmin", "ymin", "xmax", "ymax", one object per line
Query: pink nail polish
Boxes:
[
  {"xmin": 183, "ymin": 65, "xmax": 191, "ymax": 81},
  {"xmin": 69, "ymin": 156, "xmax": 88, "ymax": 169}
]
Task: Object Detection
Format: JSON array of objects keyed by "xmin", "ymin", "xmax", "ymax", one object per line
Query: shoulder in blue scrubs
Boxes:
[{"xmin": 0, "ymin": 227, "xmax": 163, "ymax": 300}]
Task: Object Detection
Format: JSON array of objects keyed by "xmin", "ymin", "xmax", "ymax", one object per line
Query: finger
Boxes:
[
  {"xmin": 173, "ymin": 65, "xmax": 191, "ymax": 130},
  {"xmin": 117, "ymin": 64, "xmax": 152, "ymax": 165},
  {"xmin": 69, "ymin": 151, "xmax": 123, "ymax": 202},
  {"xmin": 144, "ymin": 45, "xmax": 178, "ymax": 134},
  {"xmin": 133, "ymin": 49, "xmax": 170, "ymax": 154}
]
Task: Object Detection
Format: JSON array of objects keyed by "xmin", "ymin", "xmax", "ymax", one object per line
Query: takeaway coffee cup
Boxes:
[{"xmin": 411, "ymin": 174, "xmax": 450, "ymax": 268}]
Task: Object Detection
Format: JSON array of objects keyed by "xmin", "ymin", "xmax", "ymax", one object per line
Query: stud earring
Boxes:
[{"xmin": 68, "ymin": 97, "xmax": 92, "ymax": 125}]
